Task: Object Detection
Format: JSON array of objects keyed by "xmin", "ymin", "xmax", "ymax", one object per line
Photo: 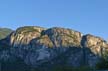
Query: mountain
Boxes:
[
  {"xmin": 0, "ymin": 26, "xmax": 108, "ymax": 71},
  {"xmin": 0, "ymin": 28, "xmax": 12, "ymax": 40}
]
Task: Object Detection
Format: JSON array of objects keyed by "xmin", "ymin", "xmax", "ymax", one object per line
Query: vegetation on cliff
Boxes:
[
  {"xmin": 0, "ymin": 26, "xmax": 108, "ymax": 71},
  {"xmin": 0, "ymin": 28, "xmax": 12, "ymax": 40}
]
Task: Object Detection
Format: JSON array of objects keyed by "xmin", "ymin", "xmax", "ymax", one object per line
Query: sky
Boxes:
[{"xmin": 0, "ymin": 0, "xmax": 108, "ymax": 40}]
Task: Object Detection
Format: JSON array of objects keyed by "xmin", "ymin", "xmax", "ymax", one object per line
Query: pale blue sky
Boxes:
[{"xmin": 0, "ymin": 0, "xmax": 108, "ymax": 39}]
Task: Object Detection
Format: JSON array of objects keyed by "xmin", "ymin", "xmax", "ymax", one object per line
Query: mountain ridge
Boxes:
[
  {"xmin": 0, "ymin": 28, "xmax": 12, "ymax": 40},
  {"xmin": 0, "ymin": 26, "xmax": 108, "ymax": 70}
]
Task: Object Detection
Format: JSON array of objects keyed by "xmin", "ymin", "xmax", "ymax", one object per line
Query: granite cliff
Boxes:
[{"xmin": 0, "ymin": 26, "xmax": 108, "ymax": 70}]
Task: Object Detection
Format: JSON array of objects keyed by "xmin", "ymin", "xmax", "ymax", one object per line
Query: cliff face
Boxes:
[
  {"xmin": 0, "ymin": 26, "xmax": 108, "ymax": 68},
  {"xmin": 10, "ymin": 26, "xmax": 45, "ymax": 48},
  {"xmin": 81, "ymin": 34, "xmax": 108, "ymax": 66}
]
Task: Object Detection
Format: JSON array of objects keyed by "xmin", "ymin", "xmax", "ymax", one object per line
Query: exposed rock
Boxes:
[
  {"xmin": 10, "ymin": 26, "xmax": 45, "ymax": 48},
  {"xmin": 0, "ymin": 26, "xmax": 108, "ymax": 68},
  {"xmin": 41, "ymin": 27, "xmax": 82, "ymax": 47},
  {"xmin": 81, "ymin": 34, "xmax": 108, "ymax": 66},
  {"xmin": 82, "ymin": 34, "xmax": 108, "ymax": 55}
]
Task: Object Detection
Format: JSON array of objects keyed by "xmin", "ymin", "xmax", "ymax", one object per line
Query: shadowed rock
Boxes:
[{"xmin": 0, "ymin": 26, "xmax": 108, "ymax": 68}]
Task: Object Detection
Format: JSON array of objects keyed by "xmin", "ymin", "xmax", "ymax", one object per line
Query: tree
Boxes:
[{"xmin": 96, "ymin": 50, "xmax": 108, "ymax": 70}]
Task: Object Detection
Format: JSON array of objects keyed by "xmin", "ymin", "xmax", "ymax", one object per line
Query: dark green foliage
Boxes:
[
  {"xmin": 1, "ymin": 58, "xmax": 30, "ymax": 71},
  {"xmin": 0, "ymin": 28, "xmax": 12, "ymax": 40},
  {"xmin": 96, "ymin": 50, "xmax": 108, "ymax": 70},
  {"xmin": 30, "ymin": 66, "xmax": 94, "ymax": 71},
  {"xmin": 96, "ymin": 58, "xmax": 108, "ymax": 70},
  {"xmin": 52, "ymin": 66, "xmax": 93, "ymax": 71},
  {"xmin": 0, "ymin": 28, "xmax": 12, "ymax": 51}
]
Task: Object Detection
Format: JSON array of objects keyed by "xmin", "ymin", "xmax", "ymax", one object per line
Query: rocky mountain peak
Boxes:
[
  {"xmin": 7, "ymin": 26, "xmax": 83, "ymax": 48},
  {"xmin": 0, "ymin": 26, "xmax": 108, "ymax": 69},
  {"xmin": 10, "ymin": 26, "xmax": 45, "ymax": 47}
]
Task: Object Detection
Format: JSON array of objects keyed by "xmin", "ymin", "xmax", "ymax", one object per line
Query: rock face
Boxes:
[
  {"xmin": 81, "ymin": 34, "xmax": 108, "ymax": 66},
  {"xmin": 10, "ymin": 26, "xmax": 45, "ymax": 48},
  {"xmin": 0, "ymin": 26, "xmax": 108, "ymax": 68}
]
